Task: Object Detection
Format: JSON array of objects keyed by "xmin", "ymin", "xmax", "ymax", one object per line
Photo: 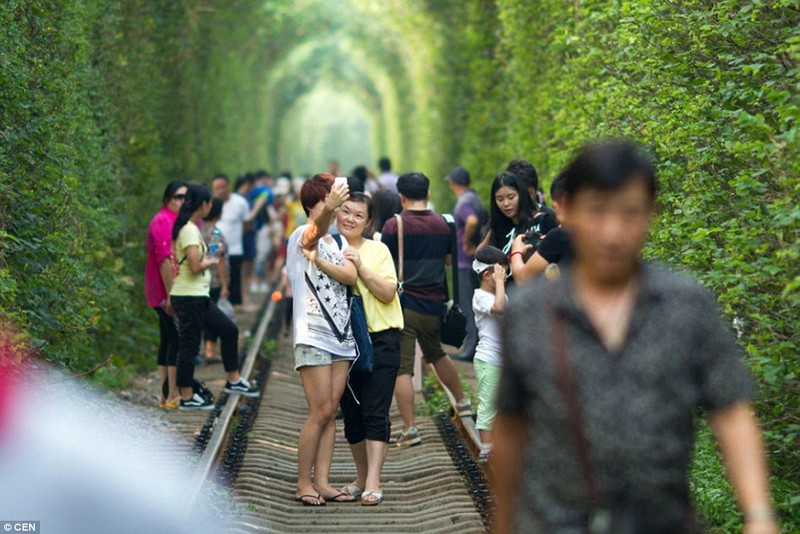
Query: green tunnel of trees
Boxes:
[{"xmin": 1, "ymin": 0, "xmax": 798, "ymax": 528}]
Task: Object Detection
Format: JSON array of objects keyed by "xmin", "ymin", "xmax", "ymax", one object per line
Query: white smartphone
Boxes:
[{"xmin": 334, "ymin": 176, "xmax": 348, "ymax": 188}]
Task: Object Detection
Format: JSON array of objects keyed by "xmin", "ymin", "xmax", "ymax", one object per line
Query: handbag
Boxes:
[
  {"xmin": 350, "ymin": 295, "xmax": 374, "ymax": 373},
  {"xmin": 440, "ymin": 214, "xmax": 467, "ymax": 348}
]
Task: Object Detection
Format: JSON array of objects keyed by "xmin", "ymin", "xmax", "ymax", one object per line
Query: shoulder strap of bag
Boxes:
[
  {"xmin": 552, "ymin": 310, "xmax": 602, "ymax": 508},
  {"xmin": 330, "ymin": 233, "xmax": 353, "ymax": 299},
  {"xmin": 442, "ymin": 213, "xmax": 459, "ymax": 305},
  {"xmin": 394, "ymin": 214, "xmax": 404, "ymax": 293}
]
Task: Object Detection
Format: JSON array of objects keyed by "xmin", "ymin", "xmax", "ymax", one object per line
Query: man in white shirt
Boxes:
[{"xmin": 212, "ymin": 174, "xmax": 251, "ymax": 307}]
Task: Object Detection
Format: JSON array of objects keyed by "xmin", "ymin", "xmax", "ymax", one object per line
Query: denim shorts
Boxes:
[{"xmin": 294, "ymin": 344, "xmax": 354, "ymax": 371}]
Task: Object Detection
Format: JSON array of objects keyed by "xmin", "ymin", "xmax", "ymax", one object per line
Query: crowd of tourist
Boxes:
[{"xmin": 143, "ymin": 148, "xmax": 778, "ymax": 532}]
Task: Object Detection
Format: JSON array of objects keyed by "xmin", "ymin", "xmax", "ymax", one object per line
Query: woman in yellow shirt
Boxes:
[
  {"xmin": 170, "ymin": 183, "xmax": 258, "ymax": 410},
  {"xmin": 337, "ymin": 193, "xmax": 404, "ymax": 506}
]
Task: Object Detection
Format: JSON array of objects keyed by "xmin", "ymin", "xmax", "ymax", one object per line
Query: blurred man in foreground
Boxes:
[{"xmin": 491, "ymin": 141, "xmax": 778, "ymax": 534}]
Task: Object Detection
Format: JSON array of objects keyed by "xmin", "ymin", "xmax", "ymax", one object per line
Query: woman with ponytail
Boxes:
[{"xmin": 170, "ymin": 183, "xmax": 259, "ymax": 410}]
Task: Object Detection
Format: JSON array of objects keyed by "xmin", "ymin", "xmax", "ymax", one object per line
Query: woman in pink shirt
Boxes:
[{"xmin": 145, "ymin": 181, "xmax": 186, "ymax": 409}]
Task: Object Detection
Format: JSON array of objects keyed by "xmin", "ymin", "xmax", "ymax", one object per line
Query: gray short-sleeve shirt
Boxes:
[{"xmin": 498, "ymin": 263, "xmax": 755, "ymax": 532}]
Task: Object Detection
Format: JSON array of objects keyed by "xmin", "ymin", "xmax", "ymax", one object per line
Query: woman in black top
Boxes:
[
  {"xmin": 477, "ymin": 172, "xmax": 557, "ymax": 260},
  {"xmin": 510, "ymin": 171, "xmax": 572, "ymax": 283}
]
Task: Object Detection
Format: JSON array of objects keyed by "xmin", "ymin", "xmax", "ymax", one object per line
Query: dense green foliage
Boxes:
[{"xmin": 1, "ymin": 0, "xmax": 797, "ymax": 529}]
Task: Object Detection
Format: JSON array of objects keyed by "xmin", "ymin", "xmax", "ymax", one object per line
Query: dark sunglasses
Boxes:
[{"xmin": 172, "ymin": 194, "xmax": 186, "ymax": 200}]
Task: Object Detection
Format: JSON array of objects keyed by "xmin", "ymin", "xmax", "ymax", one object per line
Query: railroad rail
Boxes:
[
  {"xmin": 186, "ymin": 297, "xmax": 278, "ymax": 512},
  {"xmin": 174, "ymin": 295, "xmax": 491, "ymax": 532}
]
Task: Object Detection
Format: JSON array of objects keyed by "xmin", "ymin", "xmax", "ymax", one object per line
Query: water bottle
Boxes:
[{"xmin": 208, "ymin": 228, "xmax": 222, "ymax": 258}]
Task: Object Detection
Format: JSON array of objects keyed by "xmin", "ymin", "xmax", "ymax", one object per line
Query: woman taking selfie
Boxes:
[{"xmin": 286, "ymin": 173, "xmax": 357, "ymax": 506}]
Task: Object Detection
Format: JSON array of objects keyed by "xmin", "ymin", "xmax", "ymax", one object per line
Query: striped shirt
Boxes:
[{"xmin": 381, "ymin": 210, "xmax": 452, "ymax": 316}]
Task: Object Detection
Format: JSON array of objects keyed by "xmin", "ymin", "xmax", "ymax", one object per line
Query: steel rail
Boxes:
[
  {"xmin": 424, "ymin": 362, "xmax": 483, "ymax": 459},
  {"xmin": 186, "ymin": 297, "xmax": 278, "ymax": 512}
]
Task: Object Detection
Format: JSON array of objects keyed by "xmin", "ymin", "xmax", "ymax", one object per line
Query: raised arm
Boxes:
[
  {"xmin": 301, "ymin": 181, "xmax": 349, "ymax": 250},
  {"xmin": 490, "ymin": 264, "xmax": 507, "ymax": 314},
  {"xmin": 510, "ymin": 233, "xmax": 546, "ymax": 284}
]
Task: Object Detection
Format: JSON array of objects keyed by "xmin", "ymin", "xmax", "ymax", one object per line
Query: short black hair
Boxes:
[
  {"xmin": 506, "ymin": 159, "xmax": 539, "ymax": 192},
  {"xmin": 234, "ymin": 172, "xmax": 255, "ymax": 191},
  {"xmin": 211, "ymin": 173, "xmax": 229, "ymax": 183},
  {"xmin": 475, "ymin": 245, "xmax": 509, "ymax": 269},
  {"xmin": 396, "ymin": 172, "xmax": 429, "ymax": 200},
  {"xmin": 378, "ymin": 157, "xmax": 391, "ymax": 172},
  {"xmin": 347, "ymin": 176, "xmax": 365, "ymax": 193},
  {"xmin": 351, "ymin": 165, "xmax": 368, "ymax": 183},
  {"xmin": 550, "ymin": 171, "xmax": 568, "ymax": 203},
  {"xmin": 563, "ymin": 140, "xmax": 656, "ymax": 199}
]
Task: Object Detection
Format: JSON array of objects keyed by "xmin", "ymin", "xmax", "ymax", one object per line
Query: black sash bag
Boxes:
[
  {"xmin": 325, "ymin": 234, "xmax": 374, "ymax": 373},
  {"xmin": 440, "ymin": 215, "xmax": 467, "ymax": 348}
]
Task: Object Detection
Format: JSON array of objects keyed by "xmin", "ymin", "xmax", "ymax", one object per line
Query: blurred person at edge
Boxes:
[
  {"xmin": 337, "ymin": 193, "xmax": 404, "ymax": 506},
  {"xmin": 0, "ymin": 352, "xmax": 223, "ymax": 533},
  {"xmin": 144, "ymin": 180, "xmax": 186, "ymax": 408},
  {"xmin": 491, "ymin": 141, "xmax": 778, "ymax": 534}
]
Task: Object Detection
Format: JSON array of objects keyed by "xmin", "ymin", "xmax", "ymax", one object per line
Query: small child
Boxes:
[{"xmin": 471, "ymin": 246, "xmax": 509, "ymax": 462}]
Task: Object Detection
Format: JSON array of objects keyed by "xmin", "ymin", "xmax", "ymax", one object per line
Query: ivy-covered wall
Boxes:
[{"xmin": 1, "ymin": 0, "xmax": 797, "ymax": 528}]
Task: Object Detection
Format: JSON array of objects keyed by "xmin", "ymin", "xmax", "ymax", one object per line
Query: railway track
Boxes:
[{"xmin": 181, "ymin": 297, "xmax": 490, "ymax": 532}]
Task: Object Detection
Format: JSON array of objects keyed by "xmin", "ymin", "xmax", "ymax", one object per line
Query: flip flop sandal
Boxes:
[
  {"xmin": 295, "ymin": 494, "xmax": 326, "ymax": 507},
  {"xmin": 321, "ymin": 491, "xmax": 356, "ymax": 503},
  {"xmin": 360, "ymin": 490, "xmax": 383, "ymax": 506},
  {"xmin": 341, "ymin": 484, "xmax": 363, "ymax": 500}
]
